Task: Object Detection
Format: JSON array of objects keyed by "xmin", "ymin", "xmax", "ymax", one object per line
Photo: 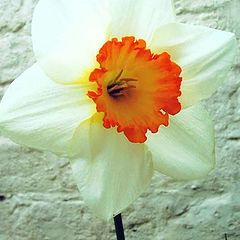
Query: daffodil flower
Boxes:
[{"xmin": 0, "ymin": 0, "xmax": 236, "ymax": 220}]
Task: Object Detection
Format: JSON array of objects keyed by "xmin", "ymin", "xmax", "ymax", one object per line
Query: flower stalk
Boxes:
[{"xmin": 114, "ymin": 213, "xmax": 125, "ymax": 240}]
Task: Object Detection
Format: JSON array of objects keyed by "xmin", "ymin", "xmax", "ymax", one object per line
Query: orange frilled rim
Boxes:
[{"xmin": 88, "ymin": 37, "xmax": 182, "ymax": 143}]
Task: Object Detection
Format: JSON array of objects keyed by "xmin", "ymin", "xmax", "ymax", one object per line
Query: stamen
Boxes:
[
  {"xmin": 107, "ymin": 72, "xmax": 137, "ymax": 98},
  {"xmin": 120, "ymin": 78, "xmax": 138, "ymax": 82}
]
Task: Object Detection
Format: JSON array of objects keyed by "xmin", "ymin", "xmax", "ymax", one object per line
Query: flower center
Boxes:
[
  {"xmin": 88, "ymin": 37, "xmax": 182, "ymax": 143},
  {"xmin": 107, "ymin": 69, "xmax": 137, "ymax": 97}
]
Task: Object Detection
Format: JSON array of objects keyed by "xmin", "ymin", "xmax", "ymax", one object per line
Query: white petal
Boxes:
[
  {"xmin": 146, "ymin": 104, "xmax": 215, "ymax": 180},
  {"xmin": 32, "ymin": 0, "xmax": 110, "ymax": 84},
  {"xmin": 0, "ymin": 64, "xmax": 95, "ymax": 154},
  {"xmin": 108, "ymin": 0, "xmax": 176, "ymax": 41},
  {"xmin": 69, "ymin": 114, "xmax": 153, "ymax": 220},
  {"xmin": 151, "ymin": 23, "xmax": 237, "ymax": 107}
]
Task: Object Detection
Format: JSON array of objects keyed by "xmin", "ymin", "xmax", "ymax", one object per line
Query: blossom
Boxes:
[{"xmin": 0, "ymin": 0, "xmax": 236, "ymax": 220}]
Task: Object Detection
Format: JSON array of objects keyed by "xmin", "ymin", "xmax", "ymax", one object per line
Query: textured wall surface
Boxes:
[{"xmin": 0, "ymin": 1, "xmax": 240, "ymax": 239}]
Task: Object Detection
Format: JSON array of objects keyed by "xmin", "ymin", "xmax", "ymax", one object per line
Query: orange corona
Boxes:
[{"xmin": 88, "ymin": 37, "xmax": 182, "ymax": 143}]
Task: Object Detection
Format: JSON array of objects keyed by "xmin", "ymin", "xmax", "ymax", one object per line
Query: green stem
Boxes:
[{"xmin": 114, "ymin": 213, "xmax": 125, "ymax": 240}]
